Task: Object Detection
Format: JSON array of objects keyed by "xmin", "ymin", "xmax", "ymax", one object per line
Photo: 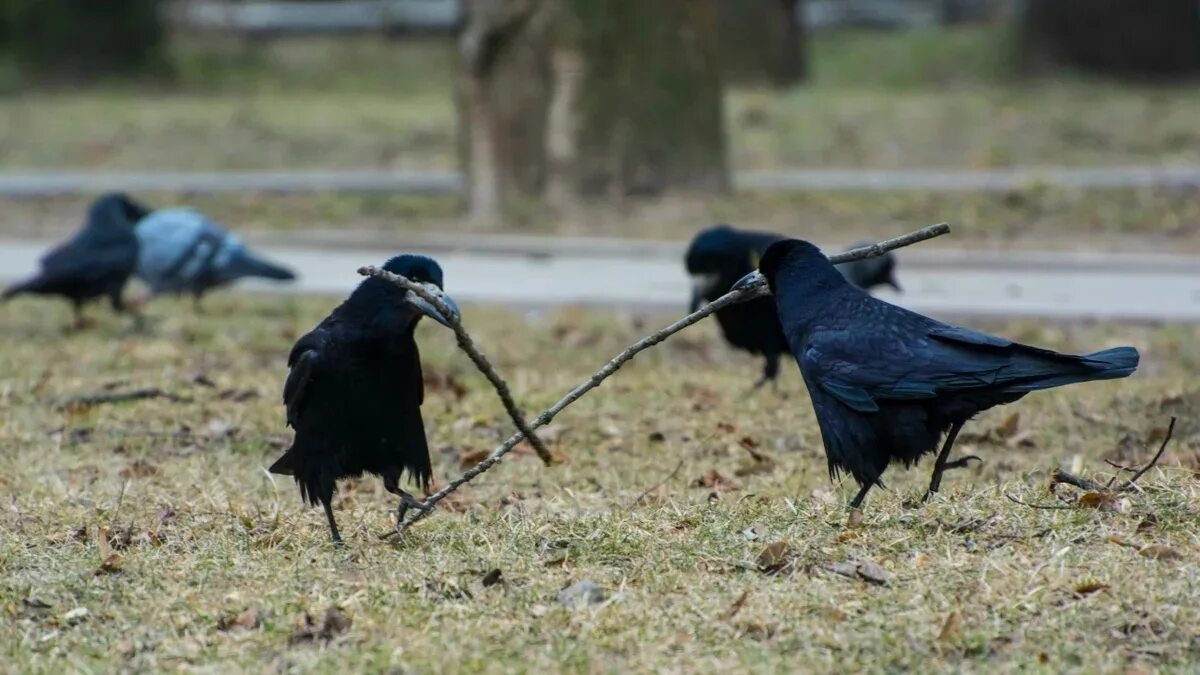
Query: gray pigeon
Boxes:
[{"xmin": 134, "ymin": 207, "xmax": 296, "ymax": 308}]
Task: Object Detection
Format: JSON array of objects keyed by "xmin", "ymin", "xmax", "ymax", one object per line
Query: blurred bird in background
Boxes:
[
  {"xmin": 2, "ymin": 192, "xmax": 147, "ymax": 329},
  {"xmin": 737, "ymin": 239, "xmax": 1139, "ymax": 510},
  {"xmin": 134, "ymin": 206, "xmax": 296, "ymax": 310},
  {"xmin": 685, "ymin": 224, "xmax": 900, "ymax": 387},
  {"xmin": 269, "ymin": 254, "xmax": 460, "ymax": 544}
]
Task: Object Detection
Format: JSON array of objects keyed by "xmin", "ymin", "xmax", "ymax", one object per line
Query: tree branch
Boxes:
[
  {"xmin": 357, "ymin": 265, "xmax": 553, "ymax": 466},
  {"xmin": 388, "ymin": 222, "xmax": 952, "ymax": 535},
  {"xmin": 1050, "ymin": 417, "xmax": 1176, "ymax": 494}
]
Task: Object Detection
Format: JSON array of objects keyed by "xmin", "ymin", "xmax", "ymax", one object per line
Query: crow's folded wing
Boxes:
[{"xmin": 283, "ymin": 328, "xmax": 329, "ymax": 427}]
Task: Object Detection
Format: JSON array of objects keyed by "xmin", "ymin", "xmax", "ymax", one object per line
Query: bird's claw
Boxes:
[
  {"xmin": 395, "ymin": 493, "xmax": 432, "ymax": 529},
  {"xmin": 942, "ymin": 455, "xmax": 983, "ymax": 471}
]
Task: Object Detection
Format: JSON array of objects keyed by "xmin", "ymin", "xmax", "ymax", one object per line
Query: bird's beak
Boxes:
[
  {"xmin": 405, "ymin": 284, "xmax": 461, "ymax": 328},
  {"xmin": 731, "ymin": 270, "xmax": 770, "ymax": 297},
  {"xmin": 886, "ymin": 273, "xmax": 902, "ymax": 293},
  {"xmin": 689, "ymin": 288, "xmax": 706, "ymax": 313}
]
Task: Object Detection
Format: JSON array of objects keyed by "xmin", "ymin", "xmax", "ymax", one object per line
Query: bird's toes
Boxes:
[{"xmin": 944, "ymin": 455, "xmax": 984, "ymax": 470}]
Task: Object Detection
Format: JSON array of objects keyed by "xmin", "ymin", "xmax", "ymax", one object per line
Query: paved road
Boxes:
[
  {"xmin": 4, "ymin": 164, "xmax": 1200, "ymax": 197},
  {"xmin": 3, "ymin": 238, "xmax": 1199, "ymax": 321}
]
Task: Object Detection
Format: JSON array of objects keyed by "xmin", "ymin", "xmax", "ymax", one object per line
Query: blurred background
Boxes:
[{"xmin": 1, "ymin": 0, "xmax": 1199, "ymax": 317}]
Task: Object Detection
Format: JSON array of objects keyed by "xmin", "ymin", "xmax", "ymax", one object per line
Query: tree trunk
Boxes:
[
  {"xmin": 1018, "ymin": 0, "xmax": 1200, "ymax": 79},
  {"xmin": 719, "ymin": 0, "xmax": 807, "ymax": 85},
  {"xmin": 458, "ymin": 0, "xmax": 729, "ymax": 223}
]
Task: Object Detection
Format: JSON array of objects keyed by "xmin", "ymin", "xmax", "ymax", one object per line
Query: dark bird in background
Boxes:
[
  {"xmin": 134, "ymin": 207, "xmax": 296, "ymax": 309},
  {"xmin": 269, "ymin": 254, "xmax": 460, "ymax": 544},
  {"xmin": 3, "ymin": 192, "xmax": 147, "ymax": 328},
  {"xmin": 735, "ymin": 239, "xmax": 1138, "ymax": 509},
  {"xmin": 685, "ymin": 225, "xmax": 901, "ymax": 387}
]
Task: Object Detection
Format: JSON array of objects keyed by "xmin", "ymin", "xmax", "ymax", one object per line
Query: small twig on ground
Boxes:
[
  {"xmin": 358, "ymin": 266, "xmax": 553, "ymax": 466},
  {"xmin": 630, "ymin": 457, "xmax": 686, "ymax": 508},
  {"xmin": 1003, "ymin": 491, "xmax": 1076, "ymax": 510},
  {"xmin": 387, "ymin": 223, "xmax": 953, "ymax": 535},
  {"xmin": 1050, "ymin": 417, "xmax": 1176, "ymax": 494},
  {"xmin": 58, "ymin": 388, "xmax": 186, "ymax": 409}
]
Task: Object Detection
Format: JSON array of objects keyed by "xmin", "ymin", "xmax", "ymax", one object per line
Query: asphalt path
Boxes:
[{"xmin": 3, "ymin": 237, "xmax": 1198, "ymax": 322}]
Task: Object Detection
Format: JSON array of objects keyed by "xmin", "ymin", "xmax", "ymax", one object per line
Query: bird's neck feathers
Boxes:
[{"xmin": 340, "ymin": 279, "xmax": 423, "ymax": 334}]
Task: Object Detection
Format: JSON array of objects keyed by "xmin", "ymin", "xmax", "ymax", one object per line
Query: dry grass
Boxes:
[{"xmin": 1, "ymin": 292, "xmax": 1198, "ymax": 672}]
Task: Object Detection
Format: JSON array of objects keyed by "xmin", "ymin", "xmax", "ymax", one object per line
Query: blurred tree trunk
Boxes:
[
  {"xmin": 719, "ymin": 0, "xmax": 807, "ymax": 85},
  {"xmin": 1018, "ymin": 0, "xmax": 1200, "ymax": 79},
  {"xmin": 1, "ymin": 0, "xmax": 167, "ymax": 79},
  {"xmin": 458, "ymin": 0, "xmax": 729, "ymax": 224}
]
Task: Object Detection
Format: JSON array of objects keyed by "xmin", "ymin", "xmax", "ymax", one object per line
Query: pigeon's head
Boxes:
[
  {"xmin": 732, "ymin": 239, "xmax": 842, "ymax": 298},
  {"xmin": 378, "ymin": 254, "xmax": 460, "ymax": 328},
  {"xmin": 837, "ymin": 242, "xmax": 900, "ymax": 292}
]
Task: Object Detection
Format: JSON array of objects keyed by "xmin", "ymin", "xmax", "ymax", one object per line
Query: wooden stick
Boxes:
[{"xmin": 388, "ymin": 223, "xmax": 953, "ymax": 535}]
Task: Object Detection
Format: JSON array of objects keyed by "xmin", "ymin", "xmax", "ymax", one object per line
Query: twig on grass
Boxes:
[
  {"xmin": 384, "ymin": 223, "xmax": 953, "ymax": 536},
  {"xmin": 630, "ymin": 457, "xmax": 686, "ymax": 508},
  {"xmin": 1050, "ymin": 417, "xmax": 1176, "ymax": 494},
  {"xmin": 358, "ymin": 265, "xmax": 553, "ymax": 466},
  {"xmin": 58, "ymin": 388, "xmax": 187, "ymax": 409}
]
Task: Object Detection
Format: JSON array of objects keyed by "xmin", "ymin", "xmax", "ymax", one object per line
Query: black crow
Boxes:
[
  {"xmin": 735, "ymin": 239, "xmax": 1139, "ymax": 508},
  {"xmin": 3, "ymin": 193, "xmax": 147, "ymax": 327},
  {"xmin": 269, "ymin": 254, "xmax": 460, "ymax": 544},
  {"xmin": 135, "ymin": 207, "xmax": 296, "ymax": 309},
  {"xmin": 685, "ymin": 225, "xmax": 901, "ymax": 386}
]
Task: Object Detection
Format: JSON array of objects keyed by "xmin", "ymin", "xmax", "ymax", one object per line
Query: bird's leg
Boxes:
[
  {"xmin": 751, "ymin": 354, "xmax": 781, "ymax": 391},
  {"xmin": 322, "ymin": 499, "xmax": 343, "ymax": 545},
  {"xmin": 849, "ymin": 481, "xmax": 874, "ymax": 510},
  {"xmin": 923, "ymin": 421, "xmax": 979, "ymax": 502},
  {"xmin": 384, "ymin": 473, "xmax": 431, "ymax": 530}
]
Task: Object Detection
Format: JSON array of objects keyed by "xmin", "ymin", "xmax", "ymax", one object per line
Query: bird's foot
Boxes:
[
  {"xmin": 942, "ymin": 455, "xmax": 983, "ymax": 471},
  {"xmin": 395, "ymin": 492, "xmax": 432, "ymax": 529}
]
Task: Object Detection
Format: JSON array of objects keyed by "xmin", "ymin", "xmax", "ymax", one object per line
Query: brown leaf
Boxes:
[
  {"xmin": 738, "ymin": 436, "xmax": 760, "ymax": 450},
  {"xmin": 999, "ymin": 412, "xmax": 1020, "ymax": 438},
  {"xmin": 756, "ymin": 542, "xmax": 792, "ymax": 575},
  {"xmin": 1073, "ymin": 581, "xmax": 1109, "ymax": 596},
  {"xmin": 723, "ymin": 590, "xmax": 749, "ymax": 620},
  {"xmin": 937, "ymin": 611, "xmax": 963, "ymax": 642},
  {"xmin": 1136, "ymin": 514, "xmax": 1160, "ymax": 533},
  {"xmin": 694, "ymin": 469, "xmax": 740, "ymax": 492},
  {"xmin": 1005, "ymin": 429, "xmax": 1037, "ymax": 449},
  {"xmin": 846, "ymin": 508, "xmax": 864, "ymax": 528},
  {"xmin": 856, "ymin": 561, "xmax": 891, "ymax": 586},
  {"xmin": 96, "ymin": 553, "xmax": 124, "ymax": 575},
  {"xmin": 289, "ymin": 607, "xmax": 352, "ymax": 645},
  {"xmin": 458, "ymin": 448, "xmax": 490, "ymax": 469},
  {"xmin": 1108, "ymin": 534, "xmax": 1139, "ymax": 549},
  {"xmin": 716, "ymin": 421, "xmax": 736, "ymax": 434},
  {"xmin": 217, "ymin": 608, "xmax": 261, "ymax": 631},
  {"xmin": 1078, "ymin": 491, "xmax": 1119, "ymax": 510},
  {"xmin": 119, "ymin": 459, "xmax": 160, "ymax": 479},
  {"xmin": 1138, "ymin": 545, "xmax": 1182, "ymax": 561}
]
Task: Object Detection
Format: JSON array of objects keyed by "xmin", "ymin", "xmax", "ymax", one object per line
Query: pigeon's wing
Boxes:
[
  {"xmin": 283, "ymin": 328, "xmax": 330, "ymax": 427},
  {"xmin": 800, "ymin": 325, "xmax": 1014, "ymax": 412}
]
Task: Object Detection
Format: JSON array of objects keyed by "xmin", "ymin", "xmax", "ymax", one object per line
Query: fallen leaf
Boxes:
[
  {"xmin": 1108, "ymin": 535, "xmax": 1140, "ymax": 549},
  {"xmin": 1138, "ymin": 545, "xmax": 1182, "ymax": 561},
  {"xmin": 1073, "ymin": 581, "xmax": 1109, "ymax": 596},
  {"xmin": 937, "ymin": 611, "xmax": 963, "ymax": 642},
  {"xmin": 1078, "ymin": 491, "xmax": 1119, "ymax": 510},
  {"xmin": 723, "ymin": 590, "xmax": 749, "ymax": 620},
  {"xmin": 217, "ymin": 608, "xmax": 261, "ymax": 631},
  {"xmin": 999, "ymin": 412, "xmax": 1020, "ymax": 438},
  {"xmin": 856, "ymin": 561, "xmax": 891, "ymax": 586},
  {"xmin": 457, "ymin": 448, "xmax": 490, "ymax": 469},
  {"xmin": 557, "ymin": 580, "xmax": 606, "ymax": 609},
  {"xmin": 289, "ymin": 607, "xmax": 351, "ymax": 645},
  {"xmin": 119, "ymin": 459, "xmax": 160, "ymax": 479},
  {"xmin": 1136, "ymin": 514, "xmax": 1160, "ymax": 533},
  {"xmin": 824, "ymin": 561, "xmax": 859, "ymax": 579},
  {"xmin": 1005, "ymin": 429, "xmax": 1037, "ymax": 449},
  {"xmin": 756, "ymin": 542, "xmax": 792, "ymax": 575},
  {"xmin": 846, "ymin": 508, "xmax": 864, "ymax": 528},
  {"xmin": 62, "ymin": 607, "xmax": 89, "ymax": 625},
  {"xmin": 694, "ymin": 469, "xmax": 739, "ymax": 492},
  {"xmin": 95, "ymin": 553, "xmax": 124, "ymax": 575},
  {"xmin": 481, "ymin": 569, "xmax": 503, "ymax": 587}
]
